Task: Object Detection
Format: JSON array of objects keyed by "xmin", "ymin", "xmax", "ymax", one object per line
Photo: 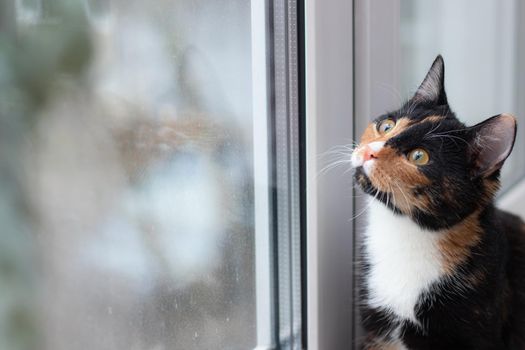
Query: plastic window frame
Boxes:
[
  {"xmin": 305, "ymin": 0, "xmax": 355, "ymax": 349},
  {"xmin": 252, "ymin": 0, "xmax": 303, "ymax": 349}
]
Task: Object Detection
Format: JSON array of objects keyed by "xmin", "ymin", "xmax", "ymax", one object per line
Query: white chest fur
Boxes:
[{"xmin": 364, "ymin": 200, "xmax": 445, "ymax": 323}]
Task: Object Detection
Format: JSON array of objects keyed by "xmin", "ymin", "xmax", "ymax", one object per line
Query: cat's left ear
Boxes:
[
  {"xmin": 468, "ymin": 113, "xmax": 517, "ymax": 178},
  {"xmin": 411, "ymin": 55, "xmax": 448, "ymax": 105}
]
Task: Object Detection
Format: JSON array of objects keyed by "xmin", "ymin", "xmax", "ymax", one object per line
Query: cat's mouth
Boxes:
[
  {"xmin": 355, "ymin": 166, "xmax": 385, "ymax": 199},
  {"xmin": 354, "ymin": 166, "xmax": 373, "ymax": 192}
]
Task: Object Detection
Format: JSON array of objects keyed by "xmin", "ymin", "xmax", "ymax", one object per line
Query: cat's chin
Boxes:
[
  {"xmin": 354, "ymin": 167, "xmax": 380, "ymax": 198},
  {"xmin": 354, "ymin": 166, "xmax": 373, "ymax": 193},
  {"xmin": 354, "ymin": 167, "xmax": 404, "ymax": 215}
]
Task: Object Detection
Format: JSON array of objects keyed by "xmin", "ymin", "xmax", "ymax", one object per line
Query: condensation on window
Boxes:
[{"xmin": 1, "ymin": 1, "xmax": 256, "ymax": 349}]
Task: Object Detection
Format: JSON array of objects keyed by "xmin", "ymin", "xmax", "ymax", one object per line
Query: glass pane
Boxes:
[
  {"xmin": 2, "ymin": 0, "xmax": 260, "ymax": 349},
  {"xmin": 400, "ymin": 0, "xmax": 524, "ymax": 189}
]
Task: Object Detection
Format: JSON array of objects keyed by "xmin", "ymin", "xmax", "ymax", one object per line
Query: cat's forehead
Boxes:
[{"xmin": 362, "ymin": 113, "xmax": 462, "ymax": 145}]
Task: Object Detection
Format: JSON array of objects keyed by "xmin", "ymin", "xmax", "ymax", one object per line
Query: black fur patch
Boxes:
[{"xmin": 356, "ymin": 56, "xmax": 525, "ymax": 349}]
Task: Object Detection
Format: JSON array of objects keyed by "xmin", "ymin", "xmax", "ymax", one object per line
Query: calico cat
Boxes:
[{"xmin": 352, "ymin": 55, "xmax": 525, "ymax": 350}]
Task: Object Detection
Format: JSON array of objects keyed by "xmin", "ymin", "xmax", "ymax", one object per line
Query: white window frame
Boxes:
[
  {"xmin": 252, "ymin": 0, "xmax": 275, "ymax": 349},
  {"xmin": 253, "ymin": 0, "xmax": 303, "ymax": 349},
  {"xmin": 305, "ymin": 0, "xmax": 355, "ymax": 349}
]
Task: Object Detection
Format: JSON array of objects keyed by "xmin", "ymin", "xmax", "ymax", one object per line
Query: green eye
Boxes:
[
  {"xmin": 408, "ymin": 148, "xmax": 430, "ymax": 165},
  {"xmin": 378, "ymin": 119, "xmax": 396, "ymax": 134}
]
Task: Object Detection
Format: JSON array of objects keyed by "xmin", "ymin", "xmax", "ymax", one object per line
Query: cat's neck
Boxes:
[
  {"xmin": 363, "ymin": 199, "xmax": 445, "ymax": 323},
  {"xmin": 363, "ymin": 199, "xmax": 485, "ymax": 323}
]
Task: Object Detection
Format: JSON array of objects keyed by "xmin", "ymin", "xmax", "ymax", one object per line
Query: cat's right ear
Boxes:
[
  {"xmin": 410, "ymin": 55, "xmax": 448, "ymax": 105},
  {"xmin": 468, "ymin": 114, "xmax": 517, "ymax": 178}
]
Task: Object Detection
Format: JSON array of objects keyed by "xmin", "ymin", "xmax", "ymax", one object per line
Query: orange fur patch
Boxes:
[
  {"xmin": 483, "ymin": 179, "xmax": 500, "ymax": 202},
  {"xmin": 367, "ymin": 146, "xmax": 431, "ymax": 213},
  {"xmin": 423, "ymin": 115, "xmax": 446, "ymax": 123},
  {"xmin": 438, "ymin": 211, "xmax": 482, "ymax": 274},
  {"xmin": 360, "ymin": 117, "xmax": 414, "ymax": 144}
]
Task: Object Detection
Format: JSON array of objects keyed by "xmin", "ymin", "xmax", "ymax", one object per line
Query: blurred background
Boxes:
[{"xmin": 0, "ymin": 1, "xmax": 256, "ymax": 349}]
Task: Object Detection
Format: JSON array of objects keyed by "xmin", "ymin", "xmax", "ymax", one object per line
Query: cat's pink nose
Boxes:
[{"xmin": 363, "ymin": 145, "xmax": 378, "ymax": 161}]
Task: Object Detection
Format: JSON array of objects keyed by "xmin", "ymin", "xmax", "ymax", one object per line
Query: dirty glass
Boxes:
[{"xmin": 1, "ymin": 0, "xmax": 258, "ymax": 349}]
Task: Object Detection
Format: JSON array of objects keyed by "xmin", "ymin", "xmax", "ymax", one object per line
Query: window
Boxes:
[{"xmin": 2, "ymin": 0, "xmax": 302, "ymax": 349}]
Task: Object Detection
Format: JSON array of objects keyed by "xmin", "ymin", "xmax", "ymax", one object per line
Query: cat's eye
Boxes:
[
  {"xmin": 408, "ymin": 148, "xmax": 430, "ymax": 165},
  {"xmin": 377, "ymin": 119, "xmax": 396, "ymax": 134}
]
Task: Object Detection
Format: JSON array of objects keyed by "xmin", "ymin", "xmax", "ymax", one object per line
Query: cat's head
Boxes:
[{"xmin": 352, "ymin": 55, "xmax": 517, "ymax": 230}]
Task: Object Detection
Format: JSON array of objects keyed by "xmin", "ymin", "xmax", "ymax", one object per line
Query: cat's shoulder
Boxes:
[{"xmin": 493, "ymin": 207, "xmax": 525, "ymax": 234}]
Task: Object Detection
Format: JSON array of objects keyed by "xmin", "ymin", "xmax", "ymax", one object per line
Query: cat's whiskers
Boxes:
[
  {"xmin": 317, "ymin": 158, "xmax": 352, "ymax": 177},
  {"xmin": 316, "ymin": 143, "xmax": 360, "ymax": 178},
  {"xmin": 424, "ymin": 119, "xmax": 445, "ymax": 137},
  {"xmin": 385, "ymin": 182, "xmax": 397, "ymax": 211},
  {"xmin": 394, "ymin": 182, "xmax": 411, "ymax": 211},
  {"xmin": 318, "ymin": 143, "xmax": 358, "ymax": 157},
  {"xmin": 385, "ymin": 189, "xmax": 391, "ymax": 210},
  {"xmin": 348, "ymin": 187, "xmax": 380, "ymax": 222},
  {"xmin": 350, "ymin": 181, "xmax": 373, "ymax": 199},
  {"xmin": 343, "ymin": 165, "xmax": 358, "ymax": 176},
  {"xmin": 387, "ymin": 183, "xmax": 397, "ymax": 210}
]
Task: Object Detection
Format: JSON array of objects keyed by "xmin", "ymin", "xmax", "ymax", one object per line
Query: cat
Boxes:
[{"xmin": 352, "ymin": 55, "xmax": 525, "ymax": 350}]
